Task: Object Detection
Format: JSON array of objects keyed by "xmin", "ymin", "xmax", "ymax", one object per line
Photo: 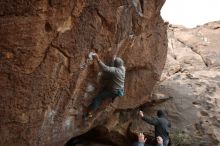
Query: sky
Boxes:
[{"xmin": 161, "ymin": 0, "xmax": 220, "ymax": 28}]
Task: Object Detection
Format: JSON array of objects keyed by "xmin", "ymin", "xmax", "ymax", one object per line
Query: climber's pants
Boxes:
[{"xmin": 89, "ymin": 90, "xmax": 117, "ymax": 111}]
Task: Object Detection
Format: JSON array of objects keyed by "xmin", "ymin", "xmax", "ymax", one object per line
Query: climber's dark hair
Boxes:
[{"xmin": 157, "ymin": 110, "xmax": 165, "ymax": 117}]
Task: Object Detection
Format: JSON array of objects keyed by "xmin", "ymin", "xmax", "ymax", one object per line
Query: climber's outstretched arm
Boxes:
[
  {"xmin": 93, "ymin": 54, "xmax": 116, "ymax": 73},
  {"xmin": 139, "ymin": 111, "xmax": 159, "ymax": 126}
]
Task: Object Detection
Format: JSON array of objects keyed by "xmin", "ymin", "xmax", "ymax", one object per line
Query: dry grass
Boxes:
[{"xmin": 169, "ymin": 129, "xmax": 203, "ymax": 146}]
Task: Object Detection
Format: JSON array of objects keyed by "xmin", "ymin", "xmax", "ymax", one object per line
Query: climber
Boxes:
[
  {"xmin": 139, "ymin": 110, "xmax": 171, "ymax": 146},
  {"xmin": 85, "ymin": 53, "xmax": 126, "ymax": 118},
  {"xmin": 133, "ymin": 133, "xmax": 164, "ymax": 146},
  {"xmin": 131, "ymin": 0, "xmax": 144, "ymax": 17}
]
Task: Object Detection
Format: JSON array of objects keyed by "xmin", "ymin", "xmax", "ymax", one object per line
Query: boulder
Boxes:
[{"xmin": 0, "ymin": 0, "xmax": 167, "ymax": 146}]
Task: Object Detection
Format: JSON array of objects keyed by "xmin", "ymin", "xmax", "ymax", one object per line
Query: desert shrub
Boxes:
[{"xmin": 169, "ymin": 129, "xmax": 203, "ymax": 146}]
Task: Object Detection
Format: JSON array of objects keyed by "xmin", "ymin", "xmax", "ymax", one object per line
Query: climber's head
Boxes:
[
  {"xmin": 157, "ymin": 110, "xmax": 165, "ymax": 117},
  {"xmin": 114, "ymin": 57, "xmax": 124, "ymax": 67}
]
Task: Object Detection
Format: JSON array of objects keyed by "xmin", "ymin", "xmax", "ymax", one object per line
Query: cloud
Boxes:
[{"xmin": 161, "ymin": 0, "xmax": 220, "ymax": 28}]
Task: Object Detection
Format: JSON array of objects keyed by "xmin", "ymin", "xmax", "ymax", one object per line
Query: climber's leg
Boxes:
[
  {"xmin": 88, "ymin": 90, "xmax": 117, "ymax": 112},
  {"xmin": 83, "ymin": 90, "xmax": 116, "ymax": 119}
]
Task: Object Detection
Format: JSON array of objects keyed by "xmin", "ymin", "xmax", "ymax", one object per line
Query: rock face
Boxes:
[
  {"xmin": 0, "ymin": 0, "xmax": 167, "ymax": 146},
  {"xmin": 151, "ymin": 21, "xmax": 220, "ymax": 145}
]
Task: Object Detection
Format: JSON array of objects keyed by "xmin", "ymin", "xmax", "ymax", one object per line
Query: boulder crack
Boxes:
[{"xmin": 176, "ymin": 38, "xmax": 209, "ymax": 67}]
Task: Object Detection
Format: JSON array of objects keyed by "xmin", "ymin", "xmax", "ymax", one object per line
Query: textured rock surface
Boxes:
[
  {"xmin": 0, "ymin": 0, "xmax": 167, "ymax": 146},
  {"xmin": 101, "ymin": 21, "xmax": 220, "ymax": 146},
  {"xmin": 151, "ymin": 21, "xmax": 220, "ymax": 146}
]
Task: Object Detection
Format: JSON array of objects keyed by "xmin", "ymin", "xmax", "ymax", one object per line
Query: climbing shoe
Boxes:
[
  {"xmin": 88, "ymin": 112, "xmax": 93, "ymax": 118},
  {"xmin": 83, "ymin": 112, "xmax": 93, "ymax": 120}
]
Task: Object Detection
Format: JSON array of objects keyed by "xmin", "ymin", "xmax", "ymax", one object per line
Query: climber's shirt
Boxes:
[{"xmin": 98, "ymin": 60, "xmax": 125, "ymax": 95}]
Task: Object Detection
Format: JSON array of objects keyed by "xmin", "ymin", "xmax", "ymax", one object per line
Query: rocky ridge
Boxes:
[{"xmin": 152, "ymin": 21, "xmax": 220, "ymax": 146}]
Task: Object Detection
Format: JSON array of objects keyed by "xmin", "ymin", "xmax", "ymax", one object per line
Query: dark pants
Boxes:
[{"xmin": 88, "ymin": 90, "xmax": 117, "ymax": 111}]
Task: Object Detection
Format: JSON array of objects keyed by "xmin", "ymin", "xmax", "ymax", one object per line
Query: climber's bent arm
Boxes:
[{"xmin": 98, "ymin": 60, "xmax": 117, "ymax": 73}]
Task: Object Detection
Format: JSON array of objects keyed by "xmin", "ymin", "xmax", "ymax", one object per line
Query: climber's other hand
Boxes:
[
  {"xmin": 93, "ymin": 54, "xmax": 99, "ymax": 60},
  {"xmin": 139, "ymin": 110, "xmax": 144, "ymax": 118},
  {"xmin": 138, "ymin": 133, "xmax": 147, "ymax": 143}
]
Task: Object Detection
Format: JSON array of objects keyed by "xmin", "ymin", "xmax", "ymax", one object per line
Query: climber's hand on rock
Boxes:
[
  {"xmin": 93, "ymin": 53, "xmax": 99, "ymax": 60},
  {"xmin": 139, "ymin": 110, "xmax": 144, "ymax": 118},
  {"xmin": 138, "ymin": 133, "xmax": 146, "ymax": 143}
]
